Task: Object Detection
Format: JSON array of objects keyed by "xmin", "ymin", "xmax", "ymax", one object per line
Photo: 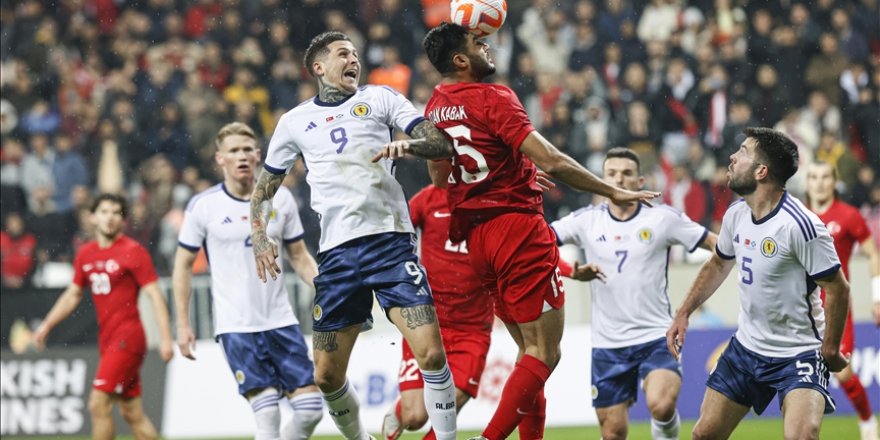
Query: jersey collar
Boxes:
[
  {"xmin": 313, "ymin": 89, "xmax": 358, "ymax": 107},
  {"xmin": 752, "ymin": 191, "xmax": 787, "ymax": 224},
  {"xmin": 221, "ymin": 183, "xmax": 249, "ymax": 203},
  {"xmin": 607, "ymin": 202, "xmax": 642, "ymax": 222}
]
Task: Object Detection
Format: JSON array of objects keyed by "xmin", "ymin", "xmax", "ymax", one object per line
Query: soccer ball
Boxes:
[{"xmin": 450, "ymin": 0, "xmax": 508, "ymax": 37}]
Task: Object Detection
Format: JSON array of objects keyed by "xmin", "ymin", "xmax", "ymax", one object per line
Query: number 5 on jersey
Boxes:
[{"xmin": 443, "ymin": 125, "xmax": 489, "ymax": 184}]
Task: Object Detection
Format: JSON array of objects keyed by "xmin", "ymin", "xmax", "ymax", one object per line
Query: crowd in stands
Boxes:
[{"xmin": 1, "ymin": 0, "xmax": 879, "ymax": 289}]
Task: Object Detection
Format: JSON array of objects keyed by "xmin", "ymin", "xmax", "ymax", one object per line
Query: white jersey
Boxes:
[
  {"xmin": 716, "ymin": 192, "xmax": 841, "ymax": 357},
  {"xmin": 264, "ymin": 85, "xmax": 425, "ymax": 252},
  {"xmin": 552, "ymin": 203, "xmax": 708, "ymax": 348},
  {"xmin": 178, "ymin": 183, "xmax": 303, "ymax": 336}
]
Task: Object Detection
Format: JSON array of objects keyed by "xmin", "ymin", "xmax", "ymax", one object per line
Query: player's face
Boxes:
[
  {"xmin": 93, "ymin": 201, "xmax": 124, "ymax": 239},
  {"xmin": 602, "ymin": 157, "xmax": 643, "ymax": 193},
  {"xmin": 216, "ymin": 134, "xmax": 260, "ymax": 182},
  {"xmin": 727, "ymin": 137, "xmax": 762, "ymax": 196},
  {"xmin": 466, "ymin": 36, "xmax": 496, "ymax": 79},
  {"xmin": 806, "ymin": 163, "xmax": 835, "ymax": 203},
  {"xmin": 314, "ymin": 40, "xmax": 360, "ymax": 93}
]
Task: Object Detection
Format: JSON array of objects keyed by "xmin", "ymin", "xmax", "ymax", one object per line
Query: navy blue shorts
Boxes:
[
  {"xmin": 217, "ymin": 325, "xmax": 315, "ymax": 395},
  {"xmin": 706, "ymin": 336, "xmax": 835, "ymax": 415},
  {"xmin": 591, "ymin": 337, "xmax": 681, "ymax": 408},
  {"xmin": 312, "ymin": 232, "xmax": 434, "ymax": 332}
]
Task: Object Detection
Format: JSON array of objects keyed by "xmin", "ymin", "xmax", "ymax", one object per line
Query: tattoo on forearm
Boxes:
[
  {"xmin": 400, "ymin": 304, "xmax": 436, "ymax": 330},
  {"xmin": 409, "ymin": 121, "xmax": 453, "ymax": 159},
  {"xmin": 318, "ymin": 80, "xmax": 353, "ymax": 103},
  {"xmin": 313, "ymin": 331, "xmax": 338, "ymax": 352},
  {"xmin": 250, "ymin": 171, "xmax": 284, "ymax": 255}
]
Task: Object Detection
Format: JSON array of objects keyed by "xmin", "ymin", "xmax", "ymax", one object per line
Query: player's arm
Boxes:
[
  {"xmin": 856, "ymin": 235, "xmax": 880, "ymax": 326},
  {"xmin": 251, "ymin": 169, "xmax": 285, "ymax": 282},
  {"xmin": 666, "ymin": 252, "xmax": 735, "ymax": 358},
  {"xmin": 33, "ymin": 283, "xmax": 85, "ymax": 350},
  {"xmin": 698, "ymin": 231, "xmax": 718, "ymax": 251},
  {"xmin": 428, "ymin": 160, "xmax": 452, "ymax": 188},
  {"xmin": 285, "ymin": 239, "xmax": 318, "ymax": 290},
  {"xmin": 372, "ymin": 120, "xmax": 453, "ymax": 162},
  {"xmin": 815, "ymin": 270, "xmax": 850, "ymax": 372},
  {"xmin": 171, "ymin": 246, "xmax": 199, "ymax": 359},
  {"xmin": 142, "ymin": 280, "xmax": 174, "ymax": 362},
  {"xmin": 518, "ymin": 131, "xmax": 659, "ymax": 204}
]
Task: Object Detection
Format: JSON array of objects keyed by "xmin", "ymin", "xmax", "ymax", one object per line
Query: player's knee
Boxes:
[
  {"xmin": 415, "ymin": 346, "xmax": 447, "ymax": 371},
  {"xmin": 313, "ymin": 370, "xmax": 345, "ymax": 393},
  {"xmin": 648, "ymin": 399, "xmax": 677, "ymax": 422},
  {"xmin": 87, "ymin": 396, "xmax": 112, "ymax": 418},
  {"xmin": 600, "ymin": 422, "xmax": 627, "ymax": 440},
  {"xmin": 292, "ymin": 407, "xmax": 323, "ymax": 431},
  {"xmin": 119, "ymin": 405, "xmax": 142, "ymax": 424},
  {"xmin": 691, "ymin": 420, "xmax": 718, "ymax": 440},
  {"xmin": 785, "ymin": 420, "xmax": 820, "ymax": 440}
]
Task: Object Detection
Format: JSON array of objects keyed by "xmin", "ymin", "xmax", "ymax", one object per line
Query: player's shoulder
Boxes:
[
  {"xmin": 778, "ymin": 192, "xmax": 822, "ymax": 242},
  {"xmin": 565, "ymin": 203, "xmax": 606, "ymax": 220},
  {"xmin": 76, "ymin": 240, "xmax": 99, "ymax": 257},
  {"xmin": 647, "ymin": 203, "xmax": 683, "ymax": 217},
  {"xmin": 185, "ymin": 183, "xmax": 224, "ymax": 212},
  {"xmin": 117, "ymin": 235, "xmax": 149, "ymax": 253},
  {"xmin": 832, "ymin": 199, "xmax": 861, "ymax": 217}
]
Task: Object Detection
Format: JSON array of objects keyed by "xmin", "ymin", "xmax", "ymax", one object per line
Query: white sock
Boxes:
[
  {"xmin": 650, "ymin": 410, "xmax": 680, "ymax": 440},
  {"xmin": 322, "ymin": 380, "xmax": 368, "ymax": 440},
  {"xmin": 282, "ymin": 392, "xmax": 324, "ymax": 440},
  {"xmin": 250, "ymin": 388, "xmax": 281, "ymax": 440},
  {"xmin": 421, "ymin": 364, "xmax": 456, "ymax": 440}
]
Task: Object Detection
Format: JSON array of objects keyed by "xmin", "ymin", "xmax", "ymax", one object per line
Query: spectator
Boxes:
[
  {"xmin": 719, "ymin": 100, "xmax": 754, "ymax": 164},
  {"xmin": 747, "ymin": 64, "xmax": 787, "ymax": 126},
  {"xmin": 223, "ymin": 66, "xmax": 272, "ymax": 134},
  {"xmin": 805, "ymin": 33, "xmax": 849, "ymax": 106},
  {"xmin": 21, "ymin": 133, "xmax": 55, "ymax": 212},
  {"xmin": 830, "ymin": 8, "xmax": 869, "ymax": 64},
  {"xmin": 569, "ymin": 22, "xmax": 603, "ymax": 73},
  {"xmin": 800, "ymin": 90, "xmax": 842, "ymax": 137},
  {"xmin": 51, "ymin": 133, "xmax": 89, "ymax": 213},
  {"xmin": 597, "ymin": 0, "xmax": 636, "ymax": 43},
  {"xmin": 637, "ymin": 0, "xmax": 680, "ymax": 43},
  {"xmin": 367, "ymin": 46, "xmax": 412, "ymax": 95},
  {"xmin": 1, "ymin": 212, "xmax": 37, "ymax": 289}
]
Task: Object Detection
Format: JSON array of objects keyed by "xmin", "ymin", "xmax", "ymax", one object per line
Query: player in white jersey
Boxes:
[
  {"xmin": 551, "ymin": 148, "xmax": 717, "ymax": 440},
  {"xmin": 250, "ymin": 32, "xmax": 457, "ymax": 440},
  {"xmin": 667, "ymin": 127, "xmax": 850, "ymax": 440},
  {"xmin": 172, "ymin": 122, "xmax": 323, "ymax": 440}
]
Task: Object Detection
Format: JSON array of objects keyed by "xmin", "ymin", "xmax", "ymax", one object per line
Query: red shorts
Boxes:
[
  {"xmin": 93, "ymin": 350, "xmax": 145, "ymax": 398},
  {"xmin": 469, "ymin": 213, "xmax": 564, "ymax": 324},
  {"xmin": 398, "ymin": 327, "xmax": 491, "ymax": 398}
]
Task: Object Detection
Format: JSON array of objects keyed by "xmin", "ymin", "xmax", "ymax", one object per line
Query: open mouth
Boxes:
[
  {"xmin": 237, "ymin": 164, "xmax": 251, "ymax": 171},
  {"xmin": 344, "ymin": 69, "xmax": 358, "ymax": 80}
]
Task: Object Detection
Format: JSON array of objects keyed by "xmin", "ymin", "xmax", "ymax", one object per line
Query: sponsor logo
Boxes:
[
  {"xmin": 433, "ymin": 211, "xmax": 451, "ymax": 218},
  {"xmin": 743, "ymin": 238, "xmax": 757, "ymax": 249},
  {"xmin": 516, "ymin": 407, "xmax": 528, "ymax": 415},
  {"xmin": 351, "ymin": 103, "xmax": 372, "ymax": 118},
  {"xmin": 596, "ymin": 235, "xmax": 607, "ymax": 242},
  {"xmin": 761, "ymin": 237, "xmax": 778, "ymax": 258},
  {"xmin": 733, "ymin": 234, "xmax": 740, "ymax": 243},
  {"xmin": 325, "ymin": 114, "xmax": 344, "ymax": 123},
  {"xmin": 1, "ymin": 358, "xmax": 89, "ymax": 434},
  {"xmin": 467, "ymin": 378, "xmax": 479, "ymax": 386},
  {"xmin": 435, "ymin": 401, "xmax": 455, "ymax": 410},
  {"xmin": 591, "ymin": 385, "xmax": 599, "ymax": 400},
  {"xmin": 235, "ymin": 370, "xmax": 246, "ymax": 384},
  {"xmin": 329, "ymin": 409, "xmax": 350, "ymax": 417},
  {"xmin": 104, "ymin": 259, "xmax": 119, "ymax": 274},
  {"xmin": 222, "ymin": 217, "xmax": 233, "ymax": 224},
  {"xmin": 313, "ymin": 305, "xmax": 323, "ymax": 321},
  {"xmin": 305, "ymin": 121, "xmax": 317, "ymax": 132},
  {"xmin": 92, "ymin": 379, "xmax": 106, "ymax": 386},
  {"xmin": 827, "ymin": 221, "xmax": 841, "ymax": 236},
  {"xmin": 637, "ymin": 228, "xmax": 654, "ymax": 243}
]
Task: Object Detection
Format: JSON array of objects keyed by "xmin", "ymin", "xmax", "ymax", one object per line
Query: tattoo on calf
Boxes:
[
  {"xmin": 313, "ymin": 331, "xmax": 338, "ymax": 352},
  {"xmin": 400, "ymin": 305, "xmax": 436, "ymax": 330}
]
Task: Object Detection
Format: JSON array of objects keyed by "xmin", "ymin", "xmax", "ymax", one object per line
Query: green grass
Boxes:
[{"xmin": 3, "ymin": 416, "xmax": 863, "ymax": 439}]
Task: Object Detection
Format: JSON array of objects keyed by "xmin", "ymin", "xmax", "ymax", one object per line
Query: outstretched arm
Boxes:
[
  {"xmin": 371, "ymin": 120, "xmax": 453, "ymax": 161},
  {"xmin": 33, "ymin": 283, "xmax": 84, "ymax": 350},
  {"xmin": 142, "ymin": 281, "xmax": 175, "ymax": 362},
  {"xmin": 172, "ymin": 246, "xmax": 199, "ymax": 359},
  {"xmin": 666, "ymin": 252, "xmax": 735, "ymax": 358},
  {"xmin": 250, "ymin": 169, "xmax": 285, "ymax": 282}
]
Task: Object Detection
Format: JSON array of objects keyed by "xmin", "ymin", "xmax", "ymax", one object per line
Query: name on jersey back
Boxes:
[{"xmin": 428, "ymin": 105, "xmax": 468, "ymax": 124}]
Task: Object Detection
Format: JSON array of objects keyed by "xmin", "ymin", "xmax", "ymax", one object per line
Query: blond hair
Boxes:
[{"xmin": 215, "ymin": 122, "xmax": 257, "ymax": 150}]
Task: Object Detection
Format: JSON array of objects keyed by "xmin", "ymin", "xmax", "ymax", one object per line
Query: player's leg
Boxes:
[
  {"xmin": 282, "ymin": 385, "xmax": 324, "ymax": 440},
  {"xmin": 268, "ymin": 325, "xmax": 323, "ymax": 440},
  {"xmin": 592, "ymin": 344, "xmax": 641, "ymax": 440},
  {"xmin": 384, "ymin": 338, "xmax": 426, "ymax": 440},
  {"xmin": 781, "ymin": 388, "xmax": 826, "ymax": 440},
  {"xmin": 775, "ymin": 348, "xmax": 836, "ymax": 440},
  {"xmin": 219, "ymin": 332, "xmax": 285, "ymax": 440},
  {"xmin": 501, "ymin": 319, "xmax": 545, "ymax": 440},
  {"xmin": 640, "ymin": 339, "xmax": 683, "ymax": 440},
  {"xmin": 87, "ymin": 389, "xmax": 116, "ymax": 440},
  {"xmin": 834, "ymin": 313, "xmax": 876, "ymax": 439},
  {"xmin": 313, "ymin": 323, "xmax": 366, "ymax": 440},
  {"xmin": 596, "ymin": 403, "xmax": 630, "ymax": 440},
  {"xmin": 691, "ymin": 388, "xmax": 749, "ymax": 440},
  {"xmin": 117, "ymin": 396, "xmax": 160, "ymax": 440}
]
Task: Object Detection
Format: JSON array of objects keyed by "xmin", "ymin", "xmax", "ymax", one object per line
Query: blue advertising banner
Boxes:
[{"xmin": 629, "ymin": 323, "xmax": 880, "ymax": 420}]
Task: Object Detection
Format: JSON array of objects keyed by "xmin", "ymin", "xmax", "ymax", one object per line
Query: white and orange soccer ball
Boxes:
[{"xmin": 450, "ymin": 0, "xmax": 508, "ymax": 37}]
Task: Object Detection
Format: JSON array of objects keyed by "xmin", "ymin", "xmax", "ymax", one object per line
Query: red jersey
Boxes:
[
  {"xmin": 814, "ymin": 199, "xmax": 871, "ymax": 278},
  {"xmin": 72, "ymin": 235, "xmax": 158, "ymax": 354},
  {"xmin": 409, "ymin": 185, "xmax": 492, "ymax": 331},
  {"xmin": 426, "ymin": 82, "xmax": 542, "ymax": 242}
]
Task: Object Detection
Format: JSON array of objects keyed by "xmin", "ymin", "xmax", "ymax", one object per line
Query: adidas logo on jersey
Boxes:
[
  {"xmin": 596, "ymin": 235, "xmax": 607, "ymax": 242},
  {"xmin": 222, "ymin": 217, "xmax": 233, "ymax": 224},
  {"xmin": 305, "ymin": 121, "xmax": 317, "ymax": 132}
]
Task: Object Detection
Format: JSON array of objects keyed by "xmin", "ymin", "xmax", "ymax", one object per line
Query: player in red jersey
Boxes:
[
  {"xmin": 806, "ymin": 161, "xmax": 880, "ymax": 440},
  {"xmin": 374, "ymin": 22, "xmax": 658, "ymax": 440},
  {"xmin": 34, "ymin": 193, "xmax": 174, "ymax": 440}
]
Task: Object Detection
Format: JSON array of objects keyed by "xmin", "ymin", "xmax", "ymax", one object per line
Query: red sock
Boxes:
[
  {"xmin": 517, "ymin": 389, "xmax": 546, "ymax": 440},
  {"xmin": 483, "ymin": 355, "xmax": 551, "ymax": 440},
  {"xmin": 841, "ymin": 375, "xmax": 873, "ymax": 421},
  {"xmin": 423, "ymin": 428, "xmax": 436, "ymax": 440}
]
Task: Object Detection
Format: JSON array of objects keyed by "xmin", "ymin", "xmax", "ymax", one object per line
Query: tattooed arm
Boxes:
[
  {"xmin": 251, "ymin": 169, "xmax": 285, "ymax": 282},
  {"xmin": 371, "ymin": 120, "xmax": 452, "ymax": 162}
]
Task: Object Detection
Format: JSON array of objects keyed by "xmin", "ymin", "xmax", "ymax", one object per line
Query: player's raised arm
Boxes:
[
  {"xmin": 815, "ymin": 270, "xmax": 850, "ymax": 372},
  {"xmin": 518, "ymin": 131, "xmax": 659, "ymax": 204},
  {"xmin": 285, "ymin": 239, "xmax": 318, "ymax": 289},
  {"xmin": 666, "ymin": 252, "xmax": 736, "ymax": 358},
  {"xmin": 33, "ymin": 283, "xmax": 84, "ymax": 350},
  {"xmin": 171, "ymin": 246, "xmax": 199, "ymax": 359},
  {"xmin": 371, "ymin": 119, "xmax": 453, "ymax": 162},
  {"xmin": 250, "ymin": 169, "xmax": 285, "ymax": 282},
  {"xmin": 142, "ymin": 281, "xmax": 175, "ymax": 362}
]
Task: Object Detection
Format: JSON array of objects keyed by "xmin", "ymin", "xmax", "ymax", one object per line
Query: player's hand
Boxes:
[
  {"xmin": 159, "ymin": 338, "xmax": 174, "ymax": 362},
  {"xmin": 32, "ymin": 325, "xmax": 49, "ymax": 351},
  {"xmin": 177, "ymin": 325, "xmax": 197, "ymax": 360},
  {"xmin": 873, "ymin": 301, "xmax": 880, "ymax": 327},
  {"xmin": 372, "ymin": 139, "xmax": 425, "ymax": 162},
  {"xmin": 253, "ymin": 232, "xmax": 280, "ymax": 282},
  {"xmin": 666, "ymin": 314, "xmax": 688, "ymax": 360},
  {"xmin": 611, "ymin": 188, "xmax": 661, "ymax": 206},
  {"xmin": 536, "ymin": 170, "xmax": 556, "ymax": 192},
  {"xmin": 571, "ymin": 262, "xmax": 606, "ymax": 282},
  {"xmin": 821, "ymin": 349, "xmax": 850, "ymax": 373}
]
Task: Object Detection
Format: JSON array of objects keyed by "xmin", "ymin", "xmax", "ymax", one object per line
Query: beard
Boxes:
[
  {"xmin": 469, "ymin": 53, "xmax": 496, "ymax": 80},
  {"xmin": 728, "ymin": 164, "xmax": 759, "ymax": 196}
]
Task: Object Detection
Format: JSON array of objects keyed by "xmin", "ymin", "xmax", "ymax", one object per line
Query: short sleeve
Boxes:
[
  {"xmin": 550, "ymin": 210, "xmax": 588, "ymax": 247},
  {"xmin": 793, "ymin": 221, "xmax": 842, "ymax": 280},
  {"xmin": 665, "ymin": 208, "xmax": 709, "ymax": 253},
  {"xmin": 848, "ymin": 211, "xmax": 871, "ymax": 244},
  {"xmin": 715, "ymin": 208, "xmax": 737, "ymax": 260},
  {"xmin": 72, "ymin": 251, "xmax": 85, "ymax": 288},
  {"xmin": 130, "ymin": 244, "xmax": 159, "ymax": 287},
  {"xmin": 178, "ymin": 198, "xmax": 206, "ymax": 252},
  {"xmin": 278, "ymin": 188, "xmax": 305, "ymax": 243},
  {"xmin": 377, "ymin": 86, "xmax": 425, "ymax": 136},
  {"xmin": 408, "ymin": 189, "xmax": 428, "ymax": 229},
  {"xmin": 484, "ymin": 86, "xmax": 535, "ymax": 150},
  {"xmin": 264, "ymin": 113, "xmax": 302, "ymax": 175}
]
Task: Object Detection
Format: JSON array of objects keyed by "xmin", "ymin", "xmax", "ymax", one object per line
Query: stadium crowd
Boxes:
[{"xmin": 1, "ymin": 0, "xmax": 879, "ymax": 288}]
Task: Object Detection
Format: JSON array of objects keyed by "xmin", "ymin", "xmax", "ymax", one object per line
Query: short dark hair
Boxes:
[
  {"xmin": 605, "ymin": 147, "xmax": 641, "ymax": 173},
  {"xmin": 90, "ymin": 193, "xmax": 128, "ymax": 218},
  {"xmin": 743, "ymin": 127, "xmax": 799, "ymax": 186},
  {"xmin": 423, "ymin": 22, "xmax": 471, "ymax": 75},
  {"xmin": 303, "ymin": 31, "xmax": 350, "ymax": 77}
]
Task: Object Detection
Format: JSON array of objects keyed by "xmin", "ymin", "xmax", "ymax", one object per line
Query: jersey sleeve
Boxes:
[
  {"xmin": 264, "ymin": 113, "xmax": 302, "ymax": 175},
  {"xmin": 848, "ymin": 210, "xmax": 872, "ymax": 244},
  {"xmin": 550, "ymin": 211, "xmax": 586, "ymax": 247},
  {"xmin": 793, "ymin": 220, "xmax": 842, "ymax": 280},
  {"xmin": 484, "ymin": 86, "xmax": 535, "ymax": 150},
  {"xmin": 72, "ymin": 250, "xmax": 86, "ymax": 288},
  {"xmin": 376, "ymin": 86, "xmax": 425, "ymax": 136},
  {"xmin": 278, "ymin": 187, "xmax": 305, "ymax": 243},
  {"xmin": 715, "ymin": 206, "xmax": 737, "ymax": 260},
  {"xmin": 665, "ymin": 208, "xmax": 709, "ymax": 252},
  {"xmin": 178, "ymin": 198, "xmax": 206, "ymax": 252},
  {"xmin": 130, "ymin": 244, "xmax": 159, "ymax": 287}
]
